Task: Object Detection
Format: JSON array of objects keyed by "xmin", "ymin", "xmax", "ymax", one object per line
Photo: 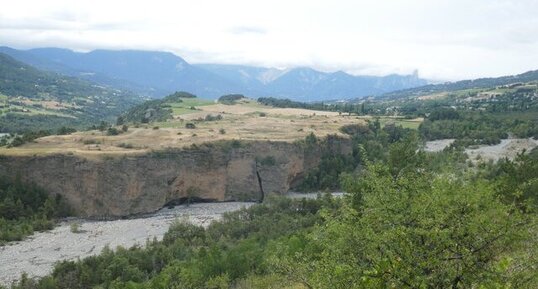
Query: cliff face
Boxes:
[{"xmin": 0, "ymin": 139, "xmax": 351, "ymax": 218}]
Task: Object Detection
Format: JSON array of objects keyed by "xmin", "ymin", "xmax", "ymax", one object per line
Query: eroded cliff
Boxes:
[{"xmin": 0, "ymin": 138, "xmax": 351, "ymax": 218}]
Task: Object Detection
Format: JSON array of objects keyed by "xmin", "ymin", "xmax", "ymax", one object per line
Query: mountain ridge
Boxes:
[
  {"xmin": 0, "ymin": 52, "xmax": 142, "ymax": 132},
  {"xmin": 381, "ymin": 69, "xmax": 538, "ymax": 100},
  {"xmin": 1, "ymin": 46, "xmax": 428, "ymax": 100}
]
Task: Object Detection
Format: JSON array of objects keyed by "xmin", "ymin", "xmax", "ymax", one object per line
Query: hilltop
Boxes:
[{"xmin": 0, "ymin": 95, "xmax": 407, "ymax": 156}]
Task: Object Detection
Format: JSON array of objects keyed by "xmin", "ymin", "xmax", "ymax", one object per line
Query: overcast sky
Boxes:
[{"xmin": 1, "ymin": 0, "xmax": 537, "ymax": 80}]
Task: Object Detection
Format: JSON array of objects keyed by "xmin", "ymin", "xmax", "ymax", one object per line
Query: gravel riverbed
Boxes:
[{"xmin": 0, "ymin": 202, "xmax": 254, "ymax": 286}]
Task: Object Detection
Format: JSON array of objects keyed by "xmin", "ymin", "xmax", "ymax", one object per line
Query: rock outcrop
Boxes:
[{"xmin": 0, "ymin": 138, "xmax": 351, "ymax": 218}]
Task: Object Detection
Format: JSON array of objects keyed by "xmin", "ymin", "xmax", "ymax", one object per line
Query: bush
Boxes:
[
  {"xmin": 218, "ymin": 94, "xmax": 245, "ymax": 105},
  {"xmin": 70, "ymin": 222, "xmax": 81, "ymax": 233},
  {"xmin": 186, "ymin": 123, "xmax": 196, "ymax": 129},
  {"xmin": 83, "ymin": 139, "xmax": 101, "ymax": 145},
  {"xmin": 9, "ymin": 136, "xmax": 25, "ymax": 147},
  {"xmin": 0, "ymin": 177, "xmax": 72, "ymax": 244},
  {"xmin": 117, "ymin": 143, "xmax": 134, "ymax": 149},
  {"xmin": 107, "ymin": 127, "xmax": 120, "ymax": 135},
  {"xmin": 257, "ymin": 156, "xmax": 276, "ymax": 166},
  {"xmin": 56, "ymin": 127, "xmax": 76, "ymax": 135},
  {"xmin": 205, "ymin": 114, "xmax": 223, "ymax": 121}
]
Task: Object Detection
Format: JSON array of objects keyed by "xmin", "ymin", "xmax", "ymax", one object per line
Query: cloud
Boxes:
[
  {"xmin": 1, "ymin": 0, "xmax": 538, "ymax": 80},
  {"xmin": 228, "ymin": 26, "xmax": 267, "ymax": 35}
]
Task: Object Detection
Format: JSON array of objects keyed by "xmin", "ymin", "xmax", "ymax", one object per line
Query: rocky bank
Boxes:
[{"xmin": 0, "ymin": 138, "xmax": 351, "ymax": 217}]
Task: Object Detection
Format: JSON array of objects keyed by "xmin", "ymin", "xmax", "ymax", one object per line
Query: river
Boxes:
[{"xmin": 0, "ymin": 202, "xmax": 253, "ymax": 286}]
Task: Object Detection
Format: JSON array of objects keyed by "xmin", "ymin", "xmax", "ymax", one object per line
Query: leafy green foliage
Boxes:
[
  {"xmin": 272, "ymin": 164, "xmax": 536, "ymax": 288},
  {"xmin": 11, "ymin": 197, "xmax": 333, "ymax": 288},
  {"xmin": 419, "ymin": 110, "xmax": 538, "ymax": 145},
  {"xmin": 299, "ymin": 120, "xmax": 415, "ymax": 191},
  {"xmin": 0, "ymin": 176, "xmax": 72, "ymax": 244},
  {"xmin": 165, "ymin": 91, "xmax": 196, "ymax": 101},
  {"xmin": 121, "ymin": 91, "xmax": 204, "ymax": 123},
  {"xmin": 0, "ymin": 114, "xmax": 81, "ymax": 134},
  {"xmin": 121, "ymin": 99, "xmax": 173, "ymax": 124},
  {"xmin": 5, "ymin": 130, "xmax": 50, "ymax": 147},
  {"xmin": 218, "ymin": 94, "xmax": 245, "ymax": 105},
  {"xmin": 8, "ymin": 135, "xmax": 538, "ymax": 288},
  {"xmin": 487, "ymin": 150, "xmax": 538, "ymax": 212}
]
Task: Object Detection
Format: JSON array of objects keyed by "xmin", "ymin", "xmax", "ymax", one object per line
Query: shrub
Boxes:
[
  {"xmin": 257, "ymin": 156, "xmax": 276, "ymax": 166},
  {"xmin": 57, "ymin": 127, "xmax": 77, "ymax": 135},
  {"xmin": 70, "ymin": 222, "xmax": 81, "ymax": 233},
  {"xmin": 205, "ymin": 114, "xmax": 223, "ymax": 121},
  {"xmin": 106, "ymin": 127, "xmax": 120, "ymax": 136},
  {"xmin": 117, "ymin": 143, "xmax": 134, "ymax": 149},
  {"xmin": 218, "ymin": 94, "xmax": 245, "ymax": 105},
  {"xmin": 83, "ymin": 139, "xmax": 101, "ymax": 145}
]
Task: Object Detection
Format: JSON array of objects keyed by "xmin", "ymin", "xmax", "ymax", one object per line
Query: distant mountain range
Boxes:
[
  {"xmin": 0, "ymin": 47, "xmax": 428, "ymax": 101},
  {"xmin": 381, "ymin": 69, "xmax": 538, "ymax": 100}
]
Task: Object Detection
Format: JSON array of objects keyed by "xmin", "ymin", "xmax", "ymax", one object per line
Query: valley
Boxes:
[{"xmin": 1, "ymin": 44, "xmax": 538, "ymax": 288}]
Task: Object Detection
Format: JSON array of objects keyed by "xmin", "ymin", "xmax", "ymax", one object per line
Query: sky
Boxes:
[{"xmin": 1, "ymin": 0, "xmax": 538, "ymax": 81}]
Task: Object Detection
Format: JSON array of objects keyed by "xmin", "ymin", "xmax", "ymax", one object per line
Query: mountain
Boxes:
[
  {"xmin": 0, "ymin": 52, "xmax": 142, "ymax": 132},
  {"xmin": 194, "ymin": 64, "xmax": 285, "ymax": 86},
  {"xmin": 0, "ymin": 46, "xmax": 158, "ymax": 96},
  {"xmin": 197, "ymin": 65, "xmax": 428, "ymax": 101},
  {"xmin": 382, "ymin": 69, "xmax": 538, "ymax": 99},
  {"xmin": 1, "ymin": 47, "xmax": 241, "ymax": 98},
  {"xmin": 1, "ymin": 47, "xmax": 428, "ymax": 100}
]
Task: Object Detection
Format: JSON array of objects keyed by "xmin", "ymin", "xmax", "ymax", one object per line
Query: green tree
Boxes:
[{"xmin": 273, "ymin": 163, "xmax": 537, "ymax": 288}]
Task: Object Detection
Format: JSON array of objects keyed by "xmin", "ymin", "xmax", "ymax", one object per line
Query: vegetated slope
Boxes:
[
  {"xmin": 121, "ymin": 91, "xmax": 211, "ymax": 123},
  {"xmin": 0, "ymin": 176, "xmax": 72, "ymax": 245},
  {"xmin": 383, "ymin": 69, "xmax": 538, "ymax": 99},
  {"xmin": 7, "ymin": 137, "xmax": 538, "ymax": 289},
  {"xmin": 1, "ymin": 47, "xmax": 241, "ymax": 98},
  {"xmin": 1, "ymin": 46, "xmax": 428, "ymax": 100},
  {"xmin": 0, "ymin": 53, "xmax": 142, "ymax": 132},
  {"xmin": 0, "ymin": 46, "xmax": 152, "ymax": 96}
]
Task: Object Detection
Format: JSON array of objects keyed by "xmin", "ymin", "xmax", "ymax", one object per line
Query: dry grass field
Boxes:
[
  {"xmin": 0, "ymin": 99, "xmax": 375, "ymax": 157},
  {"xmin": 0, "ymin": 98, "xmax": 424, "ymax": 157}
]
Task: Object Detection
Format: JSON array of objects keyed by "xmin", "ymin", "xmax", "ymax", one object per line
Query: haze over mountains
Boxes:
[{"xmin": 0, "ymin": 47, "xmax": 427, "ymax": 101}]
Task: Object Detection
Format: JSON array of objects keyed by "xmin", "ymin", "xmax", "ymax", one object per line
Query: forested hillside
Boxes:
[
  {"xmin": 0, "ymin": 53, "xmax": 142, "ymax": 132},
  {"xmin": 5, "ymin": 129, "xmax": 537, "ymax": 289},
  {"xmin": 383, "ymin": 69, "xmax": 538, "ymax": 99}
]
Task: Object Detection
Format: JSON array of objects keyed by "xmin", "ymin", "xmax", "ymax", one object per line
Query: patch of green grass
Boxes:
[
  {"xmin": 238, "ymin": 99, "xmax": 267, "ymax": 109},
  {"xmin": 489, "ymin": 111, "xmax": 538, "ymax": 121},
  {"xmin": 449, "ymin": 88, "xmax": 485, "ymax": 98},
  {"xmin": 167, "ymin": 97, "xmax": 214, "ymax": 115},
  {"xmin": 8, "ymin": 104, "xmax": 75, "ymax": 118},
  {"xmin": 379, "ymin": 117, "xmax": 422, "ymax": 130}
]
